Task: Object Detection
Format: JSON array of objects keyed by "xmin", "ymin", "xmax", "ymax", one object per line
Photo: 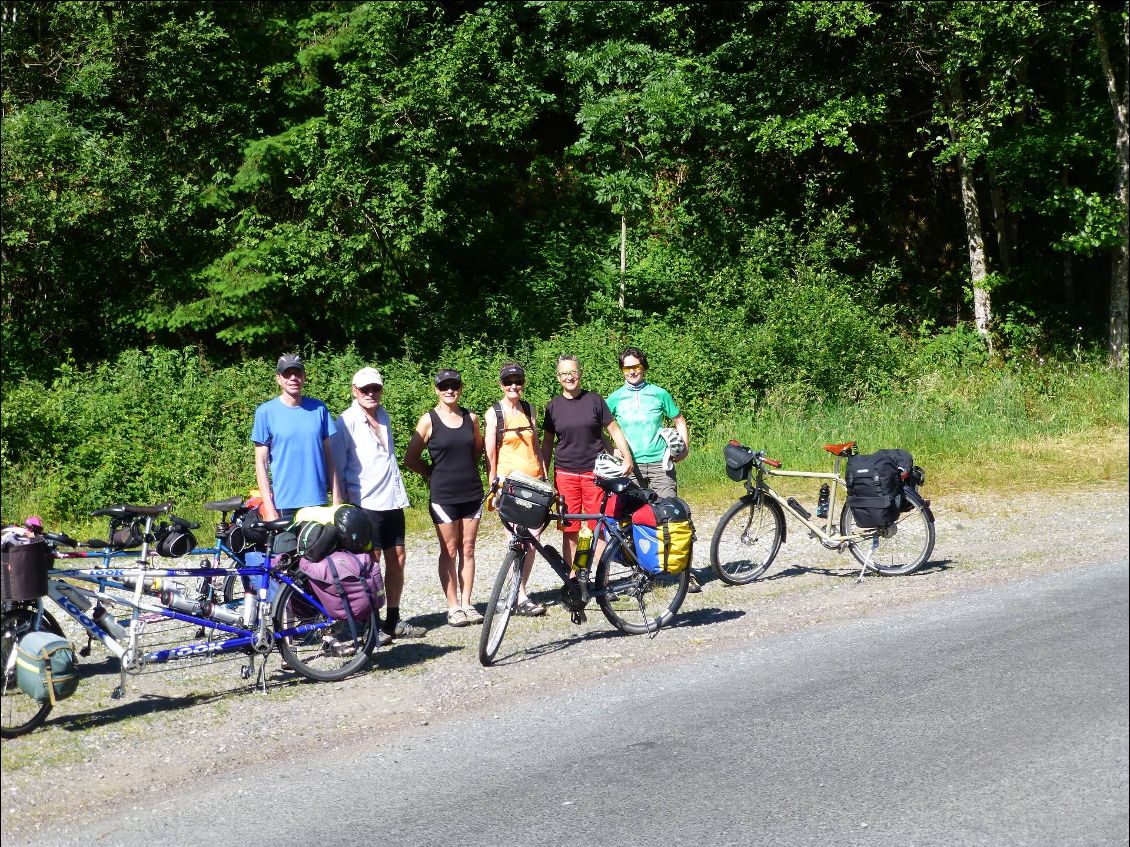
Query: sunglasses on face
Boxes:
[
  {"xmin": 502, "ymin": 379, "xmax": 525, "ymax": 388},
  {"xmin": 621, "ymin": 364, "xmax": 644, "ymax": 373},
  {"xmin": 437, "ymin": 381, "xmax": 462, "ymax": 392},
  {"xmin": 356, "ymin": 384, "xmax": 382, "ymax": 395}
]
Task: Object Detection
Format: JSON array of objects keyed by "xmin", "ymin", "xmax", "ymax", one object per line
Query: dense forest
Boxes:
[{"xmin": 2, "ymin": 0, "xmax": 1128, "ymax": 382}]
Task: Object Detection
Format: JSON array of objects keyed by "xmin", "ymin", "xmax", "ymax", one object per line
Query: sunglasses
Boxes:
[
  {"xmin": 502, "ymin": 379, "xmax": 525, "ymax": 388},
  {"xmin": 437, "ymin": 381, "xmax": 462, "ymax": 391},
  {"xmin": 557, "ymin": 370, "xmax": 579, "ymax": 379},
  {"xmin": 621, "ymin": 364, "xmax": 644, "ymax": 373},
  {"xmin": 356, "ymin": 384, "xmax": 382, "ymax": 394}
]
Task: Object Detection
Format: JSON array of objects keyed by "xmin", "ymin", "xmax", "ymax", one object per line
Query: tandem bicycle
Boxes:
[{"xmin": 1, "ymin": 505, "xmax": 378, "ymax": 739}]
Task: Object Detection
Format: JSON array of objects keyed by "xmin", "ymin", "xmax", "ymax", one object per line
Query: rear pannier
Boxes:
[
  {"xmin": 630, "ymin": 496, "xmax": 695, "ymax": 575},
  {"xmin": 845, "ymin": 449, "xmax": 915, "ymax": 528}
]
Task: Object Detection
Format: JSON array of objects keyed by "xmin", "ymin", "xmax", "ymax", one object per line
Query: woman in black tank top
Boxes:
[{"xmin": 405, "ymin": 370, "xmax": 486, "ymax": 628}]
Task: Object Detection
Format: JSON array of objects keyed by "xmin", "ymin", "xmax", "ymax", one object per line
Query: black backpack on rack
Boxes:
[{"xmin": 845, "ymin": 449, "xmax": 916, "ymax": 528}]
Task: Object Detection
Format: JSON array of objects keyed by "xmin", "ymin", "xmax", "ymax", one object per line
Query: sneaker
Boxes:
[
  {"xmin": 686, "ymin": 573, "xmax": 702, "ymax": 593},
  {"xmin": 386, "ymin": 619, "xmax": 426, "ymax": 640}
]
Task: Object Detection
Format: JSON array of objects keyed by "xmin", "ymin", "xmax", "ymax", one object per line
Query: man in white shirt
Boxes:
[{"xmin": 330, "ymin": 367, "xmax": 425, "ymax": 641}]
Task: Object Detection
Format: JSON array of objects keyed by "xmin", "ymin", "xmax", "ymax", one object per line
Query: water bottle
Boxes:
[
  {"xmin": 160, "ymin": 588, "xmax": 202, "ymax": 616},
  {"xmin": 242, "ymin": 590, "xmax": 257, "ymax": 626},
  {"xmin": 121, "ymin": 575, "xmax": 163, "ymax": 594},
  {"xmin": 573, "ymin": 526, "xmax": 594, "ymax": 572},
  {"xmin": 786, "ymin": 497, "xmax": 811, "ymax": 519},
  {"xmin": 816, "ymin": 483, "xmax": 830, "ymax": 518},
  {"xmin": 201, "ymin": 601, "xmax": 243, "ymax": 626},
  {"xmin": 92, "ymin": 605, "xmax": 129, "ymax": 639}
]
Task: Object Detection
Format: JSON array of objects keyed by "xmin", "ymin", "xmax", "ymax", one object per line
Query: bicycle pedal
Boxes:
[
  {"xmin": 111, "ymin": 686, "xmax": 124, "ymax": 700},
  {"xmin": 240, "ymin": 664, "xmax": 252, "ymax": 680},
  {"xmin": 570, "ymin": 610, "xmax": 587, "ymax": 625},
  {"xmin": 78, "ymin": 645, "xmax": 91, "ymax": 658}
]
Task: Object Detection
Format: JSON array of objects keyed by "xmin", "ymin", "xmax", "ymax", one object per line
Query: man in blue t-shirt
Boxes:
[{"xmin": 252, "ymin": 354, "xmax": 339, "ymax": 521}]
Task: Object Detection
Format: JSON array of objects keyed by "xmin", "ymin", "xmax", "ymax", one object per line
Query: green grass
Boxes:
[{"xmin": 677, "ymin": 358, "xmax": 1129, "ymax": 508}]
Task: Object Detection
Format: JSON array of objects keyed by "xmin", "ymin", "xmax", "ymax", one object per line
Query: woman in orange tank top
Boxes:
[{"xmin": 484, "ymin": 363, "xmax": 548, "ymax": 616}]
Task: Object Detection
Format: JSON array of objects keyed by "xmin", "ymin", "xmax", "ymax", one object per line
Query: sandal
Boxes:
[
  {"xmin": 462, "ymin": 605, "xmax": 484, "ymax": 625},
  {"xmin": 515, "ymin": 598, "xmax": 546, "ymax": 617},
  {"xmin": 447, "ymin": 608, "xmax": 470, "ymax": 627}
]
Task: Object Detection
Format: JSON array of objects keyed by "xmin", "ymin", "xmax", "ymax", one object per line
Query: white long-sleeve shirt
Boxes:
[{"xmin": 330, "ymin": 401, "xmax": 410, "ymax": 511}]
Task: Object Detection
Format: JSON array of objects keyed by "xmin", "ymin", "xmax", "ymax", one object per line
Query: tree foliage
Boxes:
[{"xmin": 2, "ymin": 0, "xmax": 1128, "ymax": 381}]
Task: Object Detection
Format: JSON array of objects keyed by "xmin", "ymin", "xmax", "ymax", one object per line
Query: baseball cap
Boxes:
[
  {"xmin": 434, "ymin": 369, "xmax": 462, "ymax": 386},
  {"xmin": 499, "ymin": 364, "xmax": 525, "ymax": 382},
  {"xmin": 24, "ymin": 515, "xmax": 43, "ymax": 531},
  {"xmin": 352, "ymin": 367, "xmax": 384, "ymax": 388},
  {"xmin": 276, "ymin": 354, "xmax": 305, "ymax": 374}
]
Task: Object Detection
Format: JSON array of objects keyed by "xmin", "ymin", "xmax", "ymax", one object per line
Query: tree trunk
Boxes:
[
  {"xmin": 1092, "ymin": 3, "xmax": 1129, "ymax": 367},
  {"xmin": 619, "ymin": 213, "xmax": 627, "ymax": 310},
  {"xmin": 948, "ymin": 73, "xmax": 995, "ymax": 354}
]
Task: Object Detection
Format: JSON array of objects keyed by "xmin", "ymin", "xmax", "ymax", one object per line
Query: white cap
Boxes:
[{"xmin": 352, "ymin": 367, "xmax": 384, "ymax": 388}]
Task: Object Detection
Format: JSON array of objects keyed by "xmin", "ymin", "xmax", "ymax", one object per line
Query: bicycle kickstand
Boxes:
[{"xmin": 856, "ymin": 537, "xmax": 879, "ymax": 583}]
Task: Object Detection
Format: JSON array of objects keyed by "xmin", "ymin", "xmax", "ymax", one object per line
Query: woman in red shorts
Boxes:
[{"xmin": 539, "ymin": 354, "xmax": 634, "ymax": 569}]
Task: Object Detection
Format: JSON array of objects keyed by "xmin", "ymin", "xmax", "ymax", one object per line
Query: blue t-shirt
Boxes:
[{"xmin": 251, "ymin": 397, "xmax": 337, "ymax": 510}]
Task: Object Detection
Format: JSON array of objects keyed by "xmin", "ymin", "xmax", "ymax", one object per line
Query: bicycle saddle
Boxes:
[
  {"xmin": 594, "ymin": 476, "xmax": 635, "ymax": 495},
  {"xmin": 90, "ymin": 502, "xmax": 173, "ymax": 518},
  {"xmin": 203, "ymin": 496, "xmax": 245, "ymax": 512},
  {"xmin": 823, "ymin": 441, "xmax": 857, "ymax": 456}
]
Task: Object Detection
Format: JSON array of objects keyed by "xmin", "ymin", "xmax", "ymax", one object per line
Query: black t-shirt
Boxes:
[{"xmin": 542, "ymin": 390, "xmax": 613, "ymax": 473}]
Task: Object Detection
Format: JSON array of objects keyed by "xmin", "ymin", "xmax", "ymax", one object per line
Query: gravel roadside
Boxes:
[{"xmin": 3, "ymin": 483, "xmax": 1127, "ymax": 842}]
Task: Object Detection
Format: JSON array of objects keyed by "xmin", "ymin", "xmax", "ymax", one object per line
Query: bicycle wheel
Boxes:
[
  {"xmin": 272, "ymin": 583, "xmax": 376, "ymax": 682},
  {"xmin": 710, "ymin": 495, "xmax": 784, "ymax": 585},
  {"xmin": 478, "ymin": 548, "xmax": 523, "ymax": 666},
  {"xmin": 2, "ymin": 607, "xmax": 64, "ymax": 739},
  {"xmin": 840, "ymin": 488, "xmax": 935, "ymax": 576},
  {"xmin": 595, "ymin": 550, "xmax": 689, "ymax": 635}
]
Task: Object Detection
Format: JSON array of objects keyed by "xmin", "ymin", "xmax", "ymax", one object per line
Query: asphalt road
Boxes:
[{"xmin": 21, "ymin": 559, "xmax": 1128, "ymax": 847}]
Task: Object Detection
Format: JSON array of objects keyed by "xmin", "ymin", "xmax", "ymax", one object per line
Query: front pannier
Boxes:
[
  {"xmin": 16, "ymin": 630, "xmax": 79, "ymax": 704},
  {"xmin": 497, "ymin": 472, "xmax": 556, "ymax": 529},
  {"xmin": 845, "ymin": 450, "xmax": 913, "ymax": 528}
]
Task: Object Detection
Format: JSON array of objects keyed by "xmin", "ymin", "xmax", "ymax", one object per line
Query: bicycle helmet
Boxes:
[{"xmin": 593, "ymin": 452, "xmax": 629, "ymax": 479}]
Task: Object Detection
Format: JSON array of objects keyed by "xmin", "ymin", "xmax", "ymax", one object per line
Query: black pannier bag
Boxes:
[{"xmin": 845, "ymin": 449, "xmax": 914, "ymax": 528}]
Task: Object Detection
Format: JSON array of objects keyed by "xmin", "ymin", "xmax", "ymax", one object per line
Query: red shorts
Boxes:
[{"xmin": 553, "ymin": 469, "xmax": 604, "ymax": 533}]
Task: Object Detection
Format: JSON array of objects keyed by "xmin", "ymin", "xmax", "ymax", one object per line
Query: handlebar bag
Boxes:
[
  {"xmin": 724, "ymin": 443, "xmax": 754, "ymax": 482},
  {"xmin": 630, "ymin": 497, "xmax": 695, "ymax": 575},
  {"xmin": 498, "ymin": 472, "xmax": 555, "ymax": 529},
  {"xmin": 16, "ymin": 630, "xmax": 79, "ymax": 704},
  {"xmin": 1, "ymin": 538, "xmax": 51, "ymax": 601}
]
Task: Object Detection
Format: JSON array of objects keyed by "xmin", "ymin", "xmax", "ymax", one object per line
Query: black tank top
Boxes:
[{"xmin": 427, "ymin": 408, "xmax": 484, "ymax": 504}]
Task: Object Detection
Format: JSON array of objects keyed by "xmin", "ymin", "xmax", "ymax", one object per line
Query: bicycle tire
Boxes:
[
  {"xmin": 710, "ymin": 495, "xmax": 784, "ymax": 585},
  {"xmin": 840, "ymin": 487, "xmax": 935, "ymax": 576},
  {"xmin": 271, "ymin": 583, "xmax": 376, "ymax": 682},
  {"xmin": 595, "ymin": 547, "xmax": 689, "ymax": 635},
  {"xmin": 2, "ymin": 607, "xmax": 64, "ymax": 739},
  {"xmin": 478, "ymin": 548, "xmax": 523, "ymax": 666}
]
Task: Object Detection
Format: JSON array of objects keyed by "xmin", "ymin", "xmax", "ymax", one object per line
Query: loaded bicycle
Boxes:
[
  {"xmin": 1, "ymin": 501, "xmax": 378, "ymax": 739},
  {"xmin": 478, "ymin": 463, "xmax": 690, "ymax": 666},
  {"xmin": 711, "ymin": 440, "xmax": 935, "ymax": 584}
]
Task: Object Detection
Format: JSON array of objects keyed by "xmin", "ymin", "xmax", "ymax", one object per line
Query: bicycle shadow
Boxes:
[{"xmin": 775, "ymin": 557, "xmax": 954, "ymax": 580}]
